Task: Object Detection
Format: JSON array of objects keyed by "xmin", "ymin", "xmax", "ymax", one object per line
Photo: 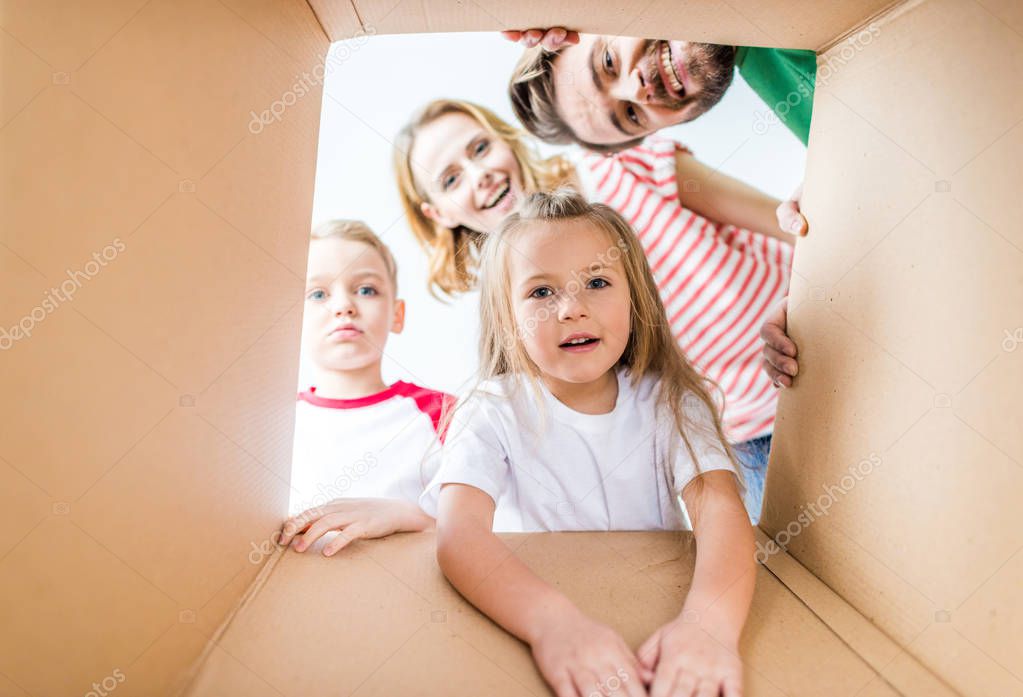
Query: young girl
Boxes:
[
  {"xmin": 420, "ymin": 190, "xmax": 754, "ymax": 697},
  {"xmin": 396, "ymin": 98, "xmax": 796, "ymax": 523}
]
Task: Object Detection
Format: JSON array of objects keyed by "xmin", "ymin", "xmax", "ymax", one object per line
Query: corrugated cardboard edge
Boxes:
[
  {"xmin": 816, "ymin": 0, "xmax": 921, "ymax": 53},
  {"xmin": 753, "ymin": 529, "xmax": 961, "ymax": 697},
  {"xmin": 173, "ymin": 544, "xmax": 290, "ymax": 697}
]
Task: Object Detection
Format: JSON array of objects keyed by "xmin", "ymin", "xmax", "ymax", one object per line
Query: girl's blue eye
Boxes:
[
  {"xmin": 588, "ymin": 278, "xmax": 610, "ymax": 289},
  {"xmin": 603, "ymin": 49, "xmax": 614, "ymax": 73},
  {"xmin": 356, "ymin": 286, "xmax": 378, "ymax": 297},
  {"xmin": 307, "ymin": 289, "xmax": 326, "ymax": 301},
  {"xmin": 530, "ymin": 287, "xmax": 554, "ymax": 299},
  {"xmin": 441, "ymin": 172, "xmax": 458, "ymax": 190},
  {"xmin": 473, "ymin": 139, "xmax": 489, "ymax": 157}
]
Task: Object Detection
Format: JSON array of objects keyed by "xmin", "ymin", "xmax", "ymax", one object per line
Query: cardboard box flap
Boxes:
[
  {"xmin": 183, "ymin": 531, "xmax": 911, "ymax": 696},
  {"xmin": 307, "ymin": 0, "xmax": 898, "ymax": 50},
  {"xmin": 762, "ymin": 0, "xmax": 1023, "ymax": 693}
]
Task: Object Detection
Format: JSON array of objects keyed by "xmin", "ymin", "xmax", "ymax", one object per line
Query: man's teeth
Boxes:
[
  {"xmin": 484, "ymin": 181, "xmax": 510, "ymax": 209},
  {"xmin": 660, "ymin": 42, "xmax": 684, "ymax": 94}
]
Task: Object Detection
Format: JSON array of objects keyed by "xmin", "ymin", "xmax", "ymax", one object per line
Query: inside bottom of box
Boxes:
[{"xmin": 180, "ymin": 531, "xmax": 938, "ymax": 697}]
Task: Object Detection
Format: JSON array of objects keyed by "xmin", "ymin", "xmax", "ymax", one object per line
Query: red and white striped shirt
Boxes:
[{"xmin": 575, "ymin": 137, "xmax": 793, "ymax": 442}]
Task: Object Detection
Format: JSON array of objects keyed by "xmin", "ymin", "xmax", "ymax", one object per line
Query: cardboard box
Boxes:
[{"xmin": 1, "ymin": 0, "xmax": 1019, "ymax": 695}]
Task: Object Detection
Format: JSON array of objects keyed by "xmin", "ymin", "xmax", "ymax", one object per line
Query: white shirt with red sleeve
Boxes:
[
  {"xmin": 572, "ymin": 136, "xmax": 793, "ymax": 442},
  {"xmin": 288, "ymin": 381, "xmax": 454, "ymax": 516}
]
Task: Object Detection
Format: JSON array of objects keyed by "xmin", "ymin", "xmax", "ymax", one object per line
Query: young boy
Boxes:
[{"xmin": 279, "ymin": 220, "xmax": 453, "ymax": 557}]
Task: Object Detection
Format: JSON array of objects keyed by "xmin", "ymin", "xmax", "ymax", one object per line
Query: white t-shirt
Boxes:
[
  {"xmin": 289, "ymin": 381, "xmax": 453, "ymax": 516},
  {"xmin": 419, "ymin": 367, "xmax": 743, "ymax": 532}
]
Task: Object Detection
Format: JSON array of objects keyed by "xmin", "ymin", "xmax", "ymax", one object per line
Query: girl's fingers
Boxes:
[
  {"xmin": 759, "ymin": 307, "xmax": 795, "ymax": 357},
  {"xmin": 651, "ymin": 668, "xmax": 685, "ymax": 697},
  {"xmin": 501, "ymin": 30, "xmax": 523, "ymax": 42},
  {"xmin": 637, "ymin": 630, "xmax": 661, "ymax": 670},
  {"xmin": 694, "ymin": 678, "xmax": 718, "ymax": 697},
  {"xmin": 279, "ymin": 514, "xmax": 314, "ymax": 546},
  {"xmin": 722, "ymin": 675, "xmax": 743, "ymax": 697},
  {"xmin": 549, "ymin": 672, "xmax": 578, "ymax": 697}
]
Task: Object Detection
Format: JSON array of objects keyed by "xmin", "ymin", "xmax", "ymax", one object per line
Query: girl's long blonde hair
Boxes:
[
  {"xmin": 446, "ymin": 188, "xmax": 741, "ymax": 500},
  {"xmin": 393, "ymin": 99, "xmax": 576, "ymax": 299}
]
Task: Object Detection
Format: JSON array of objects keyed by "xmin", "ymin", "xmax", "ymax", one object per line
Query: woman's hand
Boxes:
[
  {"xmin": 776, "ymin": 182, "xmax": 807, "ymax": 236},
  {"xmin": 638, "ymin": 616, "xmax": 743, "ymax": 697},
  {"xmin": 529, "ymin": 607, "xmax": 648, "ymax": 697},
  {"xmin": 280, "ymin": 498, "xmax": 434, "ymax": 557},
  {"xmin": 501, "ymin": 27, "xmax": 580, "ymax": 51}
]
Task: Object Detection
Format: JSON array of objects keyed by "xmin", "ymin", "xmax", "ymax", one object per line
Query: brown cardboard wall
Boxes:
[
  {"xmin": 0, "ymin": 1, "xmax": 328, "ymax": 695},
  {"xmin": 3, "ymin": 0, "xmax": 1021, "ymax": 694},
  {"xmin": 761, "ymin": 0, "xmax": 1023, "ymax": 694}
]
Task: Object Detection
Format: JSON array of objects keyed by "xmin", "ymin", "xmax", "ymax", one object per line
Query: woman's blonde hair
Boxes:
[
  {"xmin": 456, "ymin": 188, "xmax": 741, "ymax": 499},
  {"xmin": 393, "ymin": 99, "xmax": 576, "ymax": 299},
  {"xmin": 311, "ymin": 219, "xmax": 398, "ymax": 295}
]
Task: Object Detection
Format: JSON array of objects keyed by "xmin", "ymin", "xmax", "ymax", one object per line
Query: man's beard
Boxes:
[{"xmin": 641, "ymin": 39, "xmax": 736, "ymax": 118}]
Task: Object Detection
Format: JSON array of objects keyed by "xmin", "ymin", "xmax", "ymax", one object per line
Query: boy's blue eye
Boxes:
[
  {"xmin": 588, "ymin": 277, "xmax": 610, "ymax": 289},
  {"xmin": 307, "ymin": 289, "xmax": 326, "ymax": 301},
  {"xmin": 530, "ymin": 286, "xmax": 554, "ymax": 299}
]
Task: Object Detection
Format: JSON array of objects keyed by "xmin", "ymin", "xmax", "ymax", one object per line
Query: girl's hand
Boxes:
[
  {"xmin": 501, "ymin": 27, "xmax": 580, "ymax": 51},
  {"xmin": 530, "ymin": 607, "xmax": 648, "ymax": 697},
  {"xmin": 279, "ymin": 498, "xmax": 433, "ymax": 557},
  {"xmin": 638, "ymin": 617, "xmax": 743, "ymax": 697}
]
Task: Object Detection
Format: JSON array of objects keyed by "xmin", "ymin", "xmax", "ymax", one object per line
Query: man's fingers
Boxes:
[{"xmin": 502, "ymin": 27, "xmax": 579, "ymax": 49}]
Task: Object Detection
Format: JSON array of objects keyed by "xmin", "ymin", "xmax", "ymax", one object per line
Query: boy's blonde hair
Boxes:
[
  {"xmin": 311, "ymin": 219, "xmax": 399, "ymax": 295},
  {"xmin": 469, "ymin": 188, "xmax": 740, "ymax": 497},
  {"xmin": 393, "ymin": 98, "xmax": 576, "ymax": 300}
]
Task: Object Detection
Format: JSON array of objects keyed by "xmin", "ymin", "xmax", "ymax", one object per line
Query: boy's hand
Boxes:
[
  {"xmin": 280, "ymin": 498, "xmax": 433, "ymax": 557},
  {"xmin": 501, "ymin": 27, "xmax": 579, "ymax": 51},
  {"xmin": 638, "ymin": 616, "xmax": 743, "ymax": 697},
  {"xmin": 776, "ymin": 182, "xmax": 807, "ymax": 236},
  {"xmin": 529, "ymin": 607, "xmax": 648, "ymax": 697},
  {"xmin": 760, "ymin": 297, "xmax": 799, "ymax": 388}
]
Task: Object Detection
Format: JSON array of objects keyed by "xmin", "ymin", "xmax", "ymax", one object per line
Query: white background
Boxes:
[{"xmin": 306, "ymin": 32, "xmax": 807, "ymax": 395}]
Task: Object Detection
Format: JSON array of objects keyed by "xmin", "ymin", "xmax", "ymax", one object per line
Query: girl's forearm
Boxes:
[
  {"xmin": 437, "ymin": 521, "xmax": 580, "ymax": 644},
  {"xmin": 682, "ymin": 477, "xmax": 757, "ymax": 644}
]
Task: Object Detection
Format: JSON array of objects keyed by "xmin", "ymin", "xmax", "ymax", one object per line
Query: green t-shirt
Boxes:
[{"xmin": 735, "ymin": 47, "xmax": 816, "ymax": 145}]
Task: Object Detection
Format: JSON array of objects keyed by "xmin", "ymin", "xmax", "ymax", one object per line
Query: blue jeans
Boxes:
[{"xmin": 733, "ymin": 434, "xmax": 772, "ymax": 524}]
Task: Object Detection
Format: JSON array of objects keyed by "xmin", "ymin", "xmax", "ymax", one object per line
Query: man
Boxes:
[
  {"xmin": 505, "ymin": 28, "xmax": 808, "ymax": 384},
  {"xmin": 503, "ymin": 28, "xmax": 812, "ymax": 234}
]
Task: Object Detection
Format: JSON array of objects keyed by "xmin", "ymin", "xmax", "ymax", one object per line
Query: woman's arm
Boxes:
[
  {"xmin": 675, "ymin": 148, "xmax": 794, "ymax": 243},
  {"xmin": 436, "ymin": 483, "xmax": 648, "ymax": 697}
]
